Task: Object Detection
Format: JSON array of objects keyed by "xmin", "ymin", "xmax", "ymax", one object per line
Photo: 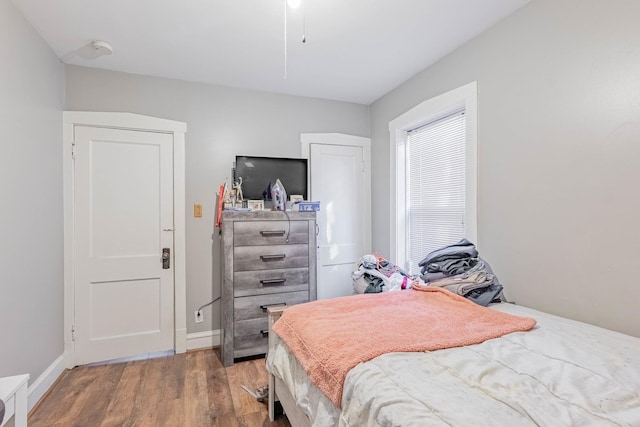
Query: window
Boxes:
[
  {"xmin": 389, "ymin": 82, "xmax": 477, "ymax": 275},
  {"xmin": 405, "ymin": 111, "xmax": 466, "ymax": 273}
]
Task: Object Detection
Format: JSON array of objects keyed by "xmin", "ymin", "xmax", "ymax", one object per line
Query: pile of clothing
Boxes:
[
  {"xmin": 352, "ymin": 254, "xmax": 414, "ymax": 294},
  {"xmin": 418, "ymin": 238, "xmax": 503, "ymax": 306}
]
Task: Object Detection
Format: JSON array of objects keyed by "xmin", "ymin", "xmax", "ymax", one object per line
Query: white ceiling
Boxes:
[{"xmin": 12, "ymin": 0, "xmax": 529, "ymax": 105}]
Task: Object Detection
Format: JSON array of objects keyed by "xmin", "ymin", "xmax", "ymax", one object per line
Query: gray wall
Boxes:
[
  {"xmin": 64, "ymin": 65, "xmax": 370, "ymax": 333},
  {"xmin": 370, "ymin": 0, "xmax": 640, "ymax": 337},
  {"xmin": 0, "ymin": 0, "xmax": 64, "ymax": 379}
]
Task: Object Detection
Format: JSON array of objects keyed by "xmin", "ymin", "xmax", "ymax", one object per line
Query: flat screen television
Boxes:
[{"xmin": 235, "ymin": 155, "xmax": 308, "ymax": 201}]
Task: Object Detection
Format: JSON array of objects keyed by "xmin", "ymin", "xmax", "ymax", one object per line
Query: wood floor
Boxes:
[{"xmin": 28, "ymin": 349, "xmax": 291, "ymax": 427}]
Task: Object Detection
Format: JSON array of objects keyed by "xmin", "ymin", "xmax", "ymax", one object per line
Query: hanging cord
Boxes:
[
  {"xmin": 284, "ymin": 0, "xmax": 288, "ymax": 79},
  {"xmin": 197, "ymin": 296, "xmax": 221, "ymax": 313},
  {"xmin": 283, "ymin": 210, "xmax": 291, "ymax": 243},
  {"xmin": 302, "ymin": 0, "xmax": 306, "ymax": 43}
]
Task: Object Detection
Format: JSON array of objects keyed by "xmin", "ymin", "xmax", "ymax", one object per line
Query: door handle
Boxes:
[{"xmin": 162, "ymin": 248, "xmax": 170, "ymax": 269}]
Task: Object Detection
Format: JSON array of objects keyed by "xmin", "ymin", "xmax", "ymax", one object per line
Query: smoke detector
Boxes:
[{"xmin": 90, "ymin": 40, "xmax": 113, "ymax": 56}]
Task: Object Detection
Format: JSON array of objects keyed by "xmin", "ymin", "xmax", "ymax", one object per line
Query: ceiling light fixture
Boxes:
[{"xmin": 287, "ymin": 0, "xmax": 301, "ymax": 9}]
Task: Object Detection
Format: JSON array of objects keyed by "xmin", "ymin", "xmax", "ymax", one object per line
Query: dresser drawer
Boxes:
[
  {"xmin": 234, "ymin": 334, "xmax": 269, "ymax": 358},
  {"xmin": 233, "ymin": 244, "xmax": 309, "ymax": 272},
  {"xmin": 234, "ymin": 291, "xmax": 309, "ymax": 322},
  {"xmin": 234, "ymin": 268, "xmax": 309, "ymax": 297},
  {"xmin": 234, "ymin": 220, "xmax": 309, "ymax": 246},
  {"xmin": 233, "ymin": 318, "xmax": 273, "ymax": 358},
  {"xmin": 234, "ymin": 317, "xmax": 269, "ymax": 338},
  {"xmin": 234, "ymin": 318, "xmax": 269, "ymax": 358}
]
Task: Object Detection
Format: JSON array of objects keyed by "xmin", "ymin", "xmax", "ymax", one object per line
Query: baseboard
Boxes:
[
  {"xmin": 28, "ymin": 354, "xmax": 66, "ymax": 411},
  {"xmin": 186, "ymin": 329, "xmax": 221, "ymax": 351}
]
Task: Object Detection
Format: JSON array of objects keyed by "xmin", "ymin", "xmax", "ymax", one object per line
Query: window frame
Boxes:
[{"xmin": 388, "ymin": 82, "xmax": 478, "ymax": 271}]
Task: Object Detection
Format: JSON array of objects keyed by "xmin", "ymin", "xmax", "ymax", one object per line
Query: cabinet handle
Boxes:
[
  {"xmin": 260, "ymin": 230, "xmax": 286, "ymax": 236},
  {"xmin": 260, "ymin": 329, "xmax": 269, "ymax": 337},
  {"xmin": 260, "ymin": 303, "xmax": 287, "ymax": 312},
  {"xmin": 260, "ymin": 254, "xmax": 286, "ymax": 261},
  {"xmin": 260, "ymin": 278, "xmax": 286, "ymax": 286}
]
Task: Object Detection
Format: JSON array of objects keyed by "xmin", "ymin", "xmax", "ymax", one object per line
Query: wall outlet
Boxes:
[{"xmin": 194, "ymin": 309, "xmax": 203, "ymax": 324}]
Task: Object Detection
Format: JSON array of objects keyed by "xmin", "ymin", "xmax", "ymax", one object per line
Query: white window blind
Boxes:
[{"xmin": 405, "ymin": 110, "xmax": 466, "ymax": 274}]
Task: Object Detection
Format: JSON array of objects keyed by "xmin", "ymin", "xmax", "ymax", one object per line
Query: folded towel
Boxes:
[
  {"xmin": 424, "ymin": 257, "xmax": 478, "ymax": 275},
  {"xmin": 427, "ymin": 271, "xmax": 493, "ymax": 295}
]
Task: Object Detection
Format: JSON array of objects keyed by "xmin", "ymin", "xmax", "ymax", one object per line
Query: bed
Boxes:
[{"xmin": 266, "ymin": 288, "xmax": 640, "ymax": 427}]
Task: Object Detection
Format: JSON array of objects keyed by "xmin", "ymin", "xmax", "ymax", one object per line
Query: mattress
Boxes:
[{"xmin": 266, "ymin": 303, "xmax": 640, "ymax": 427}]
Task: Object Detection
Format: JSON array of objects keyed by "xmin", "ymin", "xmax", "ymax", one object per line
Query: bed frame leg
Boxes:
[
  {"xmin": 267, "ymin": 306, "xmax": 287, "ymax": 421},
  {"xmin": 268, "ymin": 372, "xmax": 276, "ymax": 421}
]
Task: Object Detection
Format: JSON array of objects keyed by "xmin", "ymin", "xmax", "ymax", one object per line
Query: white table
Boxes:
[{"xmin": 0, "ymin": 375, "xmax": 29, "ymax": 427}]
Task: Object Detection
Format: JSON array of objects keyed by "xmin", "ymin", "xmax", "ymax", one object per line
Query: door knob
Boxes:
[{"xmin": 162, "ymin": 248, "xmax": 170, "ymax": 269}]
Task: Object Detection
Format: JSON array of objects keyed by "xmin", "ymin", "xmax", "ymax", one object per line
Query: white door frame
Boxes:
[
  {"xmin": 63, "ymin": 111, "xmax": 187, "ymax": 368},
  {"xmin": 300, "ymin": 133, "xmax": 372, "ymax": 254}
]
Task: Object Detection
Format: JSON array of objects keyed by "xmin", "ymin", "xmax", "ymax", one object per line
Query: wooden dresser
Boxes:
[{"xmin": 221, "ymin": 210, "xmax": 317, "ymax": 366}]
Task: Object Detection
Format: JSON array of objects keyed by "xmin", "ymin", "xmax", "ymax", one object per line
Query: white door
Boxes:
[
  {"xmin": 73, "ymin": 126, "xmax": 174, "ymax": 365},
  {"xmin": 310, "ymin": 143, "xmax": 368, "ymax": 299}
]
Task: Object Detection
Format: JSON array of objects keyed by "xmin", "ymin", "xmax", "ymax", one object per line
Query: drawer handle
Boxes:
[
  {"xmin": 260, "ymin": 278, "xmax": 286, "ymax": 286},
  {"xmin": 260, "ymin": 254, "xmax": 286, "ymax": 261},
  {"xmin": 260, "ymin": 329, "xmax": 269, "ymax": 337},
  {"xmin": 260, "ymin": 303, "xmax": 287, "ymax": 312},
  {"xmin": 260, "ymin": 230, "xmax": 286, "ymax": 237}
]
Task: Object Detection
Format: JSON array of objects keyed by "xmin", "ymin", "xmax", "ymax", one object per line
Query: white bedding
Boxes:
[{"xmin": 267, "ymin": 303, "xmax": 640, "ymax": 426}]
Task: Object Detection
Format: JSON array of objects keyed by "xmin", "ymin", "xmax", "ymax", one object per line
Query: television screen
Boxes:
[{"xmin": 235, "ymin": 156, "xmax": 308, "ymax": 201}]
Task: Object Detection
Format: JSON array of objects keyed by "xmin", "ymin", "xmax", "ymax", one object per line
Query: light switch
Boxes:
[{"xmin": 194, "ymin": 204, "xmax": 202, "ymax": 218}]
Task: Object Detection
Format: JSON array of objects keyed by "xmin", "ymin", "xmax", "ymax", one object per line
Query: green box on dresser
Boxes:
[{"xmin": 220, "ymin": 210, "xmax": 317, "ymax": 366}]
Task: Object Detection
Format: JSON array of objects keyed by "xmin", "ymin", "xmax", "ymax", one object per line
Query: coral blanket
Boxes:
[{"xmin": 272, "ymin": 287, "xmax": 536, "ymax": 408}]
